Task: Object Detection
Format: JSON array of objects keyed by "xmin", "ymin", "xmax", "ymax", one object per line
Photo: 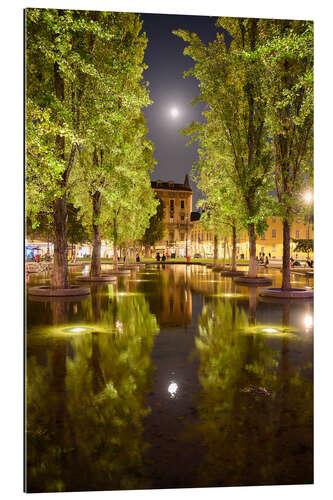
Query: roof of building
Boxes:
[{"xmin": 151, "ymin": 174, "xmax": 192, "ymax": 192}]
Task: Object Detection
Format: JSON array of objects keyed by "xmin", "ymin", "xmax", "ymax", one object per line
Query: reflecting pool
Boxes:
[{"xmin": 25, "ymin": 264, "xmax": 313, "ymax": 492}]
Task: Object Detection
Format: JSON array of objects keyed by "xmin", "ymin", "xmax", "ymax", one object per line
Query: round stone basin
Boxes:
[
  {"xmin": 259, "ymin": 287, "xmax": 314, "ymax": 299},
  {"xmin": 28, "ymin": 285, "xmax": 90, "ymax": 296}
]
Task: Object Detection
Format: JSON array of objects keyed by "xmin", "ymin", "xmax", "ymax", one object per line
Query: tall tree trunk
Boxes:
[
  {"xmin": 282, "ymin": 218, "xmax": 291, "ymax": 290},
  {"xmin": 226, "ymin": 240, "xmax": 230, "ymax": 266},
  {"xmin": 232, "ymin": 225, "xmax": 237, "ymax": 272},
  {"xmin": 124, "ymin": 243, "xmax": 129, "ymax": 265},
  {"xmin": 247, "ymin": 222, "xmax": 257, "ymax": 278},
  {"xmin": 213, "ymin": 234, "xmax": 218, "ymax": 267},
  {"xmin": 51, "ymin": 59, "xmax": 69, "ymax": 289},
  {"xmin": 113, "ymin": 217, "xmax": 118, "ymax": 270},
  {"xmin": 223, "ymin": 237, "xmax": 227, "ymax": 267},
  {"xmin": 91, "ymin": 189, "xmax": 102, "ymax": 277},
  {"xmin": 145, "ymin": 245, "xmax": 151, "ymax": 258},
  {"xmin": 52, "ymin": 196, "xmax": 69, "ymax": 289}
]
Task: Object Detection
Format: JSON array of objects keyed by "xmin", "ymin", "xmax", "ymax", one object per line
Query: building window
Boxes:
[
  {"xmin": 261, "ymin": 232, "xmax": 265, "ymax": 241},
  {"xmin": 169, "ymin": 231, "xmax": 174, "ymax": 242},
  {"xmin": 272, "ymin": 229, "xmax": 276, "ymax": 238},
  {"xmin": 181, "ymin": 200, "xmax": 185, "ymax": 209},
  {"xmin": 170, "ymin": 199, "xmax": 174, "ymax": 212},
  {"xmin": 271, "ymin": 217, "xmax": 276, "ymax": 223},
  {"xmin": 272, "ymin": 244, "xmax": 276, "ymax": 251},
  {"xmin": 180, "ymin": 232, "xmax": 185, "ymax": 241},
  {"xmin": 306, "ymin": 229, "xmax": 310, "ymax": 239},
  {"xmin": 170, "ymin": 216, "xmax": 174, "ymax": 223},
  {"xmin": 181, "ymin": 215, "xmax": 185, "ymax": 221},
  {"xmin": 295, "ymin": 230, "xmax": 300, "ymax": 238}
]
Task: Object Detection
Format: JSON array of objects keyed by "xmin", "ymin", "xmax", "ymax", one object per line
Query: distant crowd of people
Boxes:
[{"xmin": 256, "ymin": 252, "xmax": 271, "ymax": 267}]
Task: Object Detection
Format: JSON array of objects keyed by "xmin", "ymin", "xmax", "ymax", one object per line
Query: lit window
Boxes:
[
  {"xmin": 296, "ymin": 230, "xmax": 300, "ymax": 238},
  {"xmin": 306, "ymin": 229, "xmax": 310, "ymax": 239},
  {"xmin": 272, "ymin": 229, "xmax": 276, "ymax": 238},
  {"xmin": 181, "ymin": 215, "xmax": 185, "ymax": 221}
]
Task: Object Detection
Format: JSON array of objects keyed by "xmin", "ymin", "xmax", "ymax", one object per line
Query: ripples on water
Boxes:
[{"xmin": 25, "ymin": 264, "xmax": 313, "ymax": 492}]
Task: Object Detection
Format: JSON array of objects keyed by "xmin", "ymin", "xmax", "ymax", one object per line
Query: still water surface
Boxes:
[{"xmin": 26, "ymin": 264, "xmax": 313, "ymax": 492}]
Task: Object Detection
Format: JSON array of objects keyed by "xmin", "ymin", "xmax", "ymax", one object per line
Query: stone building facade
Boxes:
[
  {"xmin": 190, "ymin": 216, "xmax": 314, "ymax": 260},
  {"xmin": 151, "ymin": 175, "xmax": 193, "ymax": 257}
]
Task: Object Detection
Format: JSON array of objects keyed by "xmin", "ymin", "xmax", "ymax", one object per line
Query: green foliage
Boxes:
[
  {"xmin": 26, "ymin": 203, "xmax": 89, "ymax": 244},
  {"xmin": 255, "ymin": 20, "xmax": 314, "ymax": 221},
  {"xmin": 292, "ymin": 238, "xmax": 313, "ymax": 254},
  {"xmin": 26, "ymin": 8, "xmax": 157, "ymax": 256},
  {"xmin": 140, "ymin": 197, "xmax": 165, "ymax": 247},
  {"xmin": 26, "ymin": 290, "xmax": 159, "ymax": 492},
  {"xmin": 187, "ymin": 299, "xmax": 313, "ymax": 486},
  {"xmin": 174, "ymin": 18, "xmax": 274, "ymax": 237}
]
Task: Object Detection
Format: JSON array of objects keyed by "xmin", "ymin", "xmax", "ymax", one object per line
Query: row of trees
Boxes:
[
  {"xmin": 26, "ymin": 9, "xmax": 159, "ymax": 288},
  {"xmin": 175, "ymin": 17, "xmax": 313, "ymax": 289}
]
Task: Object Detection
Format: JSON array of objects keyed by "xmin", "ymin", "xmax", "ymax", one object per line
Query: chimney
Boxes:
[{"xmin": 184, "ymin": 174, "xmax": 190, "ymax": 188}]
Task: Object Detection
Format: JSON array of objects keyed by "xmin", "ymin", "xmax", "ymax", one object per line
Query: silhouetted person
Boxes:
[{"xmin": 156, "ymin": 252, "xmax": 160, "ymax": 262}]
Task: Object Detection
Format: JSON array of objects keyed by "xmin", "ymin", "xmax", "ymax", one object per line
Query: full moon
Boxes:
[{"xmin": 170, "ymin": 107, "xmax": 179, "ymax": 118}]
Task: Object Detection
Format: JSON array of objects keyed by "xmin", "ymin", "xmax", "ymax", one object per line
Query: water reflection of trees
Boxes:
[
  {"xmin": 26, "ymin": 290, "xmax": 159, "ymax": 492},
  {"xmin": 191, "ymin": 299, "xmax": 313, "ymax": 487}
]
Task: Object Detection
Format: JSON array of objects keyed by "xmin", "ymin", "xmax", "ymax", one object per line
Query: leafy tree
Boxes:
[
  {"xmin": 140, "ymin": 198, "xmax": 165, "ymax": 256},
  {"xmin": 292, "ymin": 238, "xmax": 313, "ymax": 256},
  {"xmin": 194, "ymin": 151, "xmax": 246, "ymax": 269},
  {"xmin": 26, "ymin": 9, "xmax": 155, "ymax": 285},
  {"xmin": 26, "ymin": 203, "xmax": 89, "ymax": 249},
  {"xmin": 70, "ymin": 13, "xmax": 155, "ymax": 275},
  {"xmin": 174, "ymin": 18, "xmax": 274, "ymax": 278},
  {"xmin": 256, "ymin": 20, "xmax": 313, "ymax": 289}
]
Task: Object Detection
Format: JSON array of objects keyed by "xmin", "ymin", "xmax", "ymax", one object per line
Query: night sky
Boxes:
[{"xmin": 140, "ymin": 13, "xmax": 220, "ymax": 208}]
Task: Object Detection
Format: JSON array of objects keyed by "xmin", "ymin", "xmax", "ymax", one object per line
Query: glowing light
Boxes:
[
  {"xmin": 262, "ymin": 328, "xmax": 278, "ymax": 333},
  {"xmin": 116, "ymin": 321, "xmax": 123, "ymax": 333},
  {"xmin": 63, "ymin": 327, "xmax": 90, "ymax": 333},
  {"xmin": 303, "ymin": 191, "xmax": 313, "ymax": 203},
  {"xmin": 82, "ymin": 265, "xmax": 89, "ymax": 275},
  {"xmin": 304, "ymin": 315, "xmax": 313, "ymax": 329},
  {"xmin": 168, "ymin": 382, "xmax": 178, "ymax": 398},
  {"xmin": 170, "ymin": 107, "xmax": 179, "ymax": 118}
]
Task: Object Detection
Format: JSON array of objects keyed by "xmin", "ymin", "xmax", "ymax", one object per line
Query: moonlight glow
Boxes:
[{"xmin": 170, "ymin": 107, "xmax": 179, "ymax": 118}]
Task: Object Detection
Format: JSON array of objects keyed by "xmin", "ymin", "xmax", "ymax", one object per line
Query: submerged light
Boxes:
[
  {"xmin": 304, "ymin": 315, "xmax": 313, "ymax": 329},
  {"xmin": 168, "ymin": 382, "xmax": 178, "ymax": 398},
  {"xmin": 63, "ymin": 327, "xmax": 90, "ymax": 334}
]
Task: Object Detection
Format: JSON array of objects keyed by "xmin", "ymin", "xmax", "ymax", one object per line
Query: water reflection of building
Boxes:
[{"xmin": 148, "ymin": 265, "xmax": 192, "ymax": 326}]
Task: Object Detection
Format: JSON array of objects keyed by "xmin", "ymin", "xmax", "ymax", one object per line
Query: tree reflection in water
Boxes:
[
  {"xmin": 26, "ymin": 289, "xmax": 159, "ymax": 492},
  {"xmin": 191, "ymin": 298, "xmax": 313, "ymax": 487}
]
